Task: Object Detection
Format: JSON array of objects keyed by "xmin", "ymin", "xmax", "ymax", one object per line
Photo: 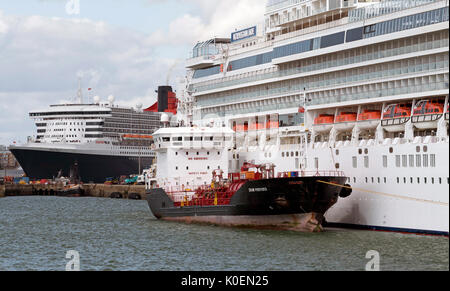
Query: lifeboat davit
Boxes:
[
  {"xmin": 313, "ymin": 114, "xmax": 335, "ymax": 133},
  {"xmin": 412, "ymin": 100, "xmax": 445, "ymax": 130},
  {"xmin": 334, "ymin": 112, "xmax": 357, "ymax": 131},
  {"xmin": 357, "ymin": 110, "xmax": 382, "ymax": 130},
  {"xmin": 446, "ymin": 101, "xmax": 449, "ymax": 123},
  {"xmin": 381, "ymin": 104, "xmax": 411, "ymax": 132}
]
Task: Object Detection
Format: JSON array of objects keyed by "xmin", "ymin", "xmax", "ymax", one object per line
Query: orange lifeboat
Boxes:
[
  {"xmin": 265, "ymin": 121, "xmax": 279, "ymax": 129},
  {"xmin": 314, "ymin": 114, "xmax": 335, "ymax": 125},
  {"xmin": 412, "ymin": 99, "xmax": 445, "ymax": 129},
  {"xmin": 233, "ymin": 124, "xmax": 248, "ymax": 132},
  {"xmin": 357, "ymin": 110, "xmax": 382, "ymax": 130},
  {"xmin": 313, "ymin": 114, "xmax": 334, "ymax": 133},
  {"xmin": 123, "ymin": 134, "xmax": 153, "ymax": 140},
  {"xmin": 249, "ymin": 123, "xmax": 265, "ymax": 131},
  {"xmin": 334, "ymin": 112, "xmax": 357, "ymax": 131},
  {"xmin": 383, "ymin": 104, "xmax": 411, "ymax": 120},
  {"xmin": 358, "ymin": 110, "xmax": 382, "ymax": 121},
  {"xmin": 382, "ymin": 104, "xmax": 412, "ymax": 132}
]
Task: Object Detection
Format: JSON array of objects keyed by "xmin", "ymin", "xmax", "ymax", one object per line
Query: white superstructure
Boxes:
[{"xmin": 178, "ymin": 0, "xmax": 449, "ymax": 235}]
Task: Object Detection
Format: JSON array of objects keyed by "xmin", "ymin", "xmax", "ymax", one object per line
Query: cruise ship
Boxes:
[
  {"xmin": 177, "ymin": 0, "xmax": 449, "ymax": 235},
  {"xmin": 10, "ymin": 85, "xmax": 178, "ymax": 183}
]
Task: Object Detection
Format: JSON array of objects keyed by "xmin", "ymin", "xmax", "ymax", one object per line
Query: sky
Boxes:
[{"xmin": 0, "ymin": 0, "xmax": 266, "ymax": 145}]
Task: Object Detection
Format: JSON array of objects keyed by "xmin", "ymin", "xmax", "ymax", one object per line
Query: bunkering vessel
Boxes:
[
  {"xmin": 176, "ymin": 0, "xmax": 449, "ymax": 235},
  {"xmin": 145, "ymin": 125, "xmax": 352, "ymax": 232},
  {"xmin": 10, "ymin": 85, "xmax": 178, "ymax": 183}
]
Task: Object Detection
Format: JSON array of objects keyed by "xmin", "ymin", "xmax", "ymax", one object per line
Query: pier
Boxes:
[{"xmin": 0, "ymin": 184, "xmax": 146, "ymax": 200}]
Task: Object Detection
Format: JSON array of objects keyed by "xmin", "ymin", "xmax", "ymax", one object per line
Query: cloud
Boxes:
[
  {"xmin": 0, "ymin": 13, "xmax": 174, "ymax": 144},
  {"xmin": 147, "ymin": 0, "xmax": 266, "ymax": 46},
  {"xmin": 0, "ymin": 0, "xmax": 267, "ymax": 144}
]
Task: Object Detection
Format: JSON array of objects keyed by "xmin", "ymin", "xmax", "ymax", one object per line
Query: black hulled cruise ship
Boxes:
[{"xmin": 10, "ymin": 86, "xmax": 178, "ymax": 183}]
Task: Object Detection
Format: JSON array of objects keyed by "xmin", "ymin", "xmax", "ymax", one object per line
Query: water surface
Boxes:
[{"xmin": 0, "ymin": 197, "xmax": 447, "ymax": 271}]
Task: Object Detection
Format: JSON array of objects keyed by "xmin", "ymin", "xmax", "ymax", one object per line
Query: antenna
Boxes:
[{"xmin": 77, "ymin": 77, "xmax": 83, "ymax": 104}]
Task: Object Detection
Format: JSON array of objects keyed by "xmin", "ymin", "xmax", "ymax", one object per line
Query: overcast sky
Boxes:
[{"xmin": 0, "ymin": 0, "xmax": 266, "ymax": 145}]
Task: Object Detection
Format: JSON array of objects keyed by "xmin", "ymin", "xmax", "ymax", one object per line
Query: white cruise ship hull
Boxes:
[{"xmin": 309, "ymin": 140, "xmax": 449, "ymax": 235}]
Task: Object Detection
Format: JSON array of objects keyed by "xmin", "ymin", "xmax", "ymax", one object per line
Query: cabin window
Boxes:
[
  {"xmin": 423, "ymin": 155, "xmax": 429, "ymax": 167},
  {"xmin": 402, "ymin": 155, "xmax": 408, "ymax": 167},
  {"xmin": 409, "ymin": 155, "xmax": 415, "ymax": 167},
  {"xmin": 194, "ymin": 137, "xmax": 202, "ymax": 141},
  {"xmin": 364, "ymin": 156, "xmax": 369, "ymax": 168},
  {"xmin": 416, "ymin": 155, "xmax": 422, "ymax": 167},
  {"xmin": 423, "ymin": 146, "xmax": 428, "ymax": 153},
  {"xmin": 382, "ymin": 155, "xmax": 388, "ymax": 168},
  {"xmin": 389, "ymin": 147, "xmax": 394, "ymax": 153},
  {"xmin": 395, "ymin": 155, "xmax": 401, "ymax": 167},
  {"xmin": 430, "ymin": 154, "xmax": 436, "ymax": 167},
  {"xmin": 352, "ymin": 157, "xmax": 357, "ymax": 168},
  {"xmin": 416, "ymin": 146, "xmax": 421, "ymax": 153}
]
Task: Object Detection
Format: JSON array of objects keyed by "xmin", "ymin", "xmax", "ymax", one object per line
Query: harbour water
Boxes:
[{"xmin": 0, "ymin": 196, "xmax": 448, "ymax": 271}]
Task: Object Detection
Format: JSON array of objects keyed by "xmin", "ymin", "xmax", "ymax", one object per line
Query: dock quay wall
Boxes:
[{"xmin": 1, "ymin": 184, "xmax": 146, "ymax": 200}]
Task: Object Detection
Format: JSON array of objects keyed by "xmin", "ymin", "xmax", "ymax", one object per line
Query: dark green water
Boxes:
[{"xmin": 0, "ymin": 196, "xmax": 448, "ymax": 271}]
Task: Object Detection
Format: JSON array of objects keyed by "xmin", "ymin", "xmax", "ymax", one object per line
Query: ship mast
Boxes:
[{"xmin": 77, "ymin": 77, "xmax": 83, "ymax": 104}]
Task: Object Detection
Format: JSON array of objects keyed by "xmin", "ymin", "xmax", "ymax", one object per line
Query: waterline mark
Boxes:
[
  {"xmin": 65, "ymin": 250, "xmax": 80, "ymax": 271},
  {"xmin": 65, "ymin": 0, "xmax": 80, "ymax": 15}
]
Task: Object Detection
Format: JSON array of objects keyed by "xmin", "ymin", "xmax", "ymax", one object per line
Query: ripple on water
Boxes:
[{"xmin": 0, "ymin": 197, "xmax": 448, "ymax": 271}]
